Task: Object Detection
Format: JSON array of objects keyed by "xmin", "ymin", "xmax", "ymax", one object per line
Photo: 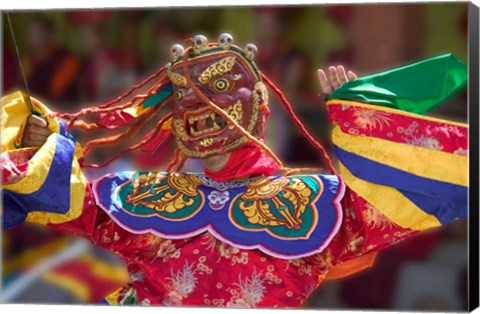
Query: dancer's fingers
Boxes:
[
  {"xmin": 329, "ymin": 66, "xmax": 341, "ymax": 89},
  {"xmin": 28, "ymin": 125, "xmax": 51, "ymax": 137},
  {"xmin": 337, "ymin": 65, "xmax": 349, "ymax": 84},
  {"xmin": 348, "ymin": 70, "xmax": 358, "ymax": 81},
  {"xmin": 317, "ymin": 69, "xmax": 333, "ymax": 95},
  {"xmin": 27, "ymin": 114, "xmax": 48, "ymax": 128}
]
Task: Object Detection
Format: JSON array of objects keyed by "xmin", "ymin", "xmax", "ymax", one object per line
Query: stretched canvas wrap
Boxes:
[{"xmin": 1, "ymin": 2, "xmax": 476, "ymax": 312}]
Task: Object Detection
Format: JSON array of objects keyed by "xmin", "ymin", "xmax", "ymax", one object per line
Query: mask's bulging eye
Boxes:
[
  {"xmin": 176, "ymin": 89, "xmax": 186, "ymax": 100},
  {"xmin": 210, "ymin": 76, "xmax": 233, "ymax": 93}
]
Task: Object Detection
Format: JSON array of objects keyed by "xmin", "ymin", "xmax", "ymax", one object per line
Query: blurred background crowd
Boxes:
[{"xmin": 2, "ymin": 3, "xmax": 469, "ymax": 310}]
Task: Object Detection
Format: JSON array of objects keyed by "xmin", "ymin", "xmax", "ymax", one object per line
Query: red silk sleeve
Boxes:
[
  {"xmin": 311, "ymin": 187, "xmax": 419, "ymax": 280},
  {"xmin": 45, "ymin": 184, "xmax": 109, "ymax": 240}
]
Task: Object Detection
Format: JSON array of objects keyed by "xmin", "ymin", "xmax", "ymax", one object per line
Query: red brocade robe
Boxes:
[{"xmin": 2, "ymin": 92, "xmax": 467, "ymax": 307}]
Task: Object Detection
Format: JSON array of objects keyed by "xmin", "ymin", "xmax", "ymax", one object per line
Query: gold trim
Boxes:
[
  {"xmin": 173, "ymin": 119, "xmax": 189, "ymax": 141},
  {"xmin": 198, "ymin": 56, "xmax": 236, "ymax": 84},
  {"xmin": 248, "ymin": 81, "xmax": 264, "ymax": 133},
  {"xmin": 171, "ymin": 49, "xmax": 261, "ymax": 82},
  {"xmin": 176, "ymin": 136, "xmax": 248, "ymax": 159},
  {"xmin": 167, "ymin": 68, "xmax": 188, "ymax": 87}
]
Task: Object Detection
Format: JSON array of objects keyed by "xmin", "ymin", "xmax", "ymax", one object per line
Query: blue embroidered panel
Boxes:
[{"xmin": 93, "ymin": 171, "xmax": 345, "ymax": 259}]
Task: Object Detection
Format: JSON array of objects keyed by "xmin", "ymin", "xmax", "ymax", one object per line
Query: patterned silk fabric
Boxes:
[{"xmin": 49, "ymin": 184, "xmax": 416, "ymax": 307}]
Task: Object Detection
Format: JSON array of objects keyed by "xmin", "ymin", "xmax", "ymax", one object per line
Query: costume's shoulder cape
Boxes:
[{"xmin": 93, "ymin": 171, "xmax": 345, "ymax": 259}]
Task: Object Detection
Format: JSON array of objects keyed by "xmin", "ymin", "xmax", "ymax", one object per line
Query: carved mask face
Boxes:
[{"xmin": 168, "ymin": 46, "xmax": 269, "ymax": 159}]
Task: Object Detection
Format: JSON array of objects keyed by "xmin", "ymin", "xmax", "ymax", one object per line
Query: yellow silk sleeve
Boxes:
[
  {"xmin": 2, "ymin": 91, "xmax": 87, "ymax": 226},
  {"xmin": 1, "ymin": 91, "xmax": 63, "ymax": 153}
]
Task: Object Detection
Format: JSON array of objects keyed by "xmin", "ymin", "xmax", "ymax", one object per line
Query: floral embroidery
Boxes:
[
  {"xmin": 388, "ymin": 230, "xmax": 416, "ymax": 245},
  {"xmin": 163, "ymin": 260, "xmax": 198, "ymax": 306},
  {"xmin": 201, "ymin": 233, "xmax": 240, "ymax": 261},
  {"xmin": 231, "ymin": 252, "xmax": 249, "ymax": 266},
  {"xmin": 297, "ymin": 281, "xmax": 317, "ymax": 304},
  {"xmin": 348, "ymin": 236, "xmax": 365, "ymax": 254},
  {"xmin": 227, "ymin": 271, "xmax": 266, "ymax": 308},
  {"xmin": 129, "ymin": 270, "xmax": 145, "ymax": 283},
  {"xmin": 345, "ymin": 207, "xmax": 357, "ymax": 219},
  {"xmin": 313, "ymin": 248, "xmax": 334, "ymax": 272},
  {"xmin": 265, "ymin": 270, "xmax": 282, "ymax": 285},
  {"xmin": 341, "ymin": 225, "xmax": 364, "ymax": 255},
  {"xmin": 361, "ymin": 203, "xmax": 396, "ymax": 231},
  {"xmin": 285, "ymin": 258, "xmax": 304, "ymax": 271},
  {"xmin": 100, "ymin": 228, "xmax": 113, "ymax": 245},
  {"xmin": 403, "ymin": 134, "xmax": 443, "ymax": 150},
  {"xmin": 297, "ymin": 264, "xmax": 313, "ymax": 276},
  {"xmin": 328, "ymin": 103, "xmax": 468, "ymax": 154},
  {"xmin": 204, "ymin": 297, "xmax": 226, "ymax": 307},
  {"xmin": 283, "ymin": 259, "xmax": 311, "ymax": 277},
  {"xmin": 352, "ymin": 107, "xmax": 392, "ymax": 131},
  {"xmin": 144, "ymin": 234, "xmax": 181, "ymax": 262},
  {"xmin": 196, "ymin": 256, "xmax": 213, "ymax": 275}
]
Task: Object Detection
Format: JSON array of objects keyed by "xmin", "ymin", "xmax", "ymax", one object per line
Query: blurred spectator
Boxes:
[
  {"xmin": 254, "ymin": 7, "xmax": 286, "ymax": 76},
  {"xmin": 393, "ymin": 263, "xmax": 464, "ymax": 310},
  {"xmin": 429, "ymin": 220, "xmax": 468, "ymax": 269},
  {"xmin": 23, "ymin": 16, "xmax": 81, "ymax": 105},
  {"xmin": 253, "ymin": 8, "xmax": 292, "ymax": 158},
  {"xmin": 324, "ymin": 5, "xmax": 355, "ymax": 68},
  {"xmin": 117, "ymin": 12, "xmax": 144, "ymax": 84},
  {"xmin": 279, "ymin": 49, "xmax": 331, "ymax": 168},
  {"xmin": 148, "ymin": 17, "xmax": 185, "ymax": 73},
  {"xmin": 70, "ymin": 11, "xmax": 128, "ymax": 102},
  {"xmin": 2, "ymin": 46, "xmax": 20, "ymax": 93}
]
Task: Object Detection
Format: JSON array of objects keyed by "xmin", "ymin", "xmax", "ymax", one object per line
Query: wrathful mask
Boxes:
[{"xmin": 168, "ymin": 34, "xmax": 269, "ymax": 159}]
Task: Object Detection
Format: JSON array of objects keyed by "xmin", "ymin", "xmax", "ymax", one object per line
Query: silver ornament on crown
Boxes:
[{"xmin": 169, "ymin": 33, "xmax": 258, "ymax": 62}]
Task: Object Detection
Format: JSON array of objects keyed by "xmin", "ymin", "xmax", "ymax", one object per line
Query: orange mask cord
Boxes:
[{"xmin": 261, "ymin": 73, "xmax": 337, "ymax": 175}]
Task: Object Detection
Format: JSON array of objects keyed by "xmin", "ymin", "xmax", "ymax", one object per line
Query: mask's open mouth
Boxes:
[
  {"xmin": 185, "ymin": 111, "xmax": 228, "ymax": 138},
  {"xmin": 183, "ymin": 101, "xmax": 242, "ymax": 140}
]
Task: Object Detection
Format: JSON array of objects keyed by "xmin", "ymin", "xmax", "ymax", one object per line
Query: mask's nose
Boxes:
[{"xmin": 182, "ymin": 88, "xmax": 208, "ymax": 109}]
